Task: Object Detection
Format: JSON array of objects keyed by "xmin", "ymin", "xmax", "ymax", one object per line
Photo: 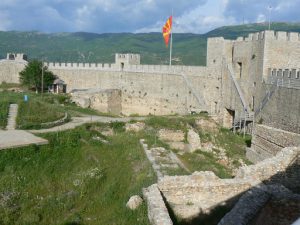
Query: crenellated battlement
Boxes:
[
  {"xmin": 235, "ymin": 30, "xmax": 300, "ymax": 42},
  {"xmin": 46, "ymin": 62, "xmax": 119, "ymax": 70},
  {"xmin": 45, "ymin": 61, "xmax": 211, "ymax": 76}
]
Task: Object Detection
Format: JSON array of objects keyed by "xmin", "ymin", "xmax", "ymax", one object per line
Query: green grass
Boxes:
[
  {"xmin": 143, "ymin": 115, "xmax": 251, "ymax": 178},
  {"xmin": 0, "ymin": 82, "xmax": 21, "ymax": 89},
  {"xmin": 145, "ymin": 113, "xmax": 208, "ymax": 131},
  {"xmin": 215, "ymin": 128, "xmax": 252, "ymax": 165},
  {"xmin": 0, "ymin": 124, "xmax": 155, "ymax": 225},
  {"xmin": 17, "ymin": 100, "xmax": 65, "ymax": 129},
  {"xmin": 0, "ymin": 91, "xmax": 113, "ymax": 129},
  {"xmin": 178, "ymin": 151, "xmax": 232, "ymax": 178},
  {"xmin": 0, "ymin": 100, "xmax": 9, "ymax": 129}
]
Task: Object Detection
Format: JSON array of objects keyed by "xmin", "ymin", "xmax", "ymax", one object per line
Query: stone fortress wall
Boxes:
[
  {"xmin": 0, "ymin": 30, "xmax": 299, "ymax": 163},
  {"xmin": 208, "ymin": 30, "xmax": 300, "ymax": 162},
  {"xmin": 46, "ymin": 58, "xmax": 221, "ymax": 116}
]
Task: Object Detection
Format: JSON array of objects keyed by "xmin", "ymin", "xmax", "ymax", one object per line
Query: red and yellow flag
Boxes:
[{"xmin": 162, "ymin": 16, "xmax": 172, "ymax": 48}]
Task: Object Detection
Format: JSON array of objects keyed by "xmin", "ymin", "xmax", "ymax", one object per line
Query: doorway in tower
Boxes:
[
  {"xmin": 237, "ymin": 62, "xmax": 242, "ymax": 78},
  {"xmin": 223, "ymin": 108, "xmax": 235, "ymax": 128}
]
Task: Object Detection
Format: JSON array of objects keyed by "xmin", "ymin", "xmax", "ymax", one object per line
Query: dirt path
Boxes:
[{"xmin": 29, "ymin": 115, "xmax": 145, "ymax": 133}]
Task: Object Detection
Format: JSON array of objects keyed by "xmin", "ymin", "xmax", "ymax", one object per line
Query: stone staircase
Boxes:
[
  {"xmin": 181, "ymin": 73, "xmax": 207, "ymax": 112},
  {"xmin": 226, "ymin": 62, "xmax": 249, "ymax": 113},
  {"xmin": 6, "ymin": 104, "xmax": 18, "ymax": 130}
]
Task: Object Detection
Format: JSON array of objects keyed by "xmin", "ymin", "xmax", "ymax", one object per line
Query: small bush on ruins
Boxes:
[{"xmin": 19, "ymin": 60, "xmax": 55, "ymax": 93}]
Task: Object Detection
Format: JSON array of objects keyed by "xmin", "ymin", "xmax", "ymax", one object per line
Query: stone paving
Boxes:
[
  {"xmin": 6, "ymin": 104, "xmax": 18, "ymax": 130},
  {"xmin": 140, "ymin": 139, "xmax": 190, "ymax": 180}
]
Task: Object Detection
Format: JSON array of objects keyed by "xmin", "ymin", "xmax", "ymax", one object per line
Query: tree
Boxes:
[{"xmin": 19, "ymin": 60, "xmax": 55, "ymax": 93}]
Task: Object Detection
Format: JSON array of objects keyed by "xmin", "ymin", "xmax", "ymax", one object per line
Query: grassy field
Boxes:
[
  {"xmin": 0, "ymin": 90, "xmax": 105, "ymax": 129},
  {"xmin": 0, "ymin": 88, "xmax": 252, "ymax": 224},
  {"xmin": 0, "ymin": 123, "xmax": 155, "ymax": 225}
]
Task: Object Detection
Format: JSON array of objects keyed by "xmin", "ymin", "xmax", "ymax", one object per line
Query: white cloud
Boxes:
[
  {"xmin": 136, "ymin": 0, "xmax": 237, "ymax": 33},
  {"xmin": 256, "ymin": 14, "xmax": 266, "ymax": 23},
  {"xmin": 0, "ymin": 0, "xmax": 299, "ymax": 33},
  {"xmin": 0, "ymin": 11, "xmax": 11, "ymax": 30}
]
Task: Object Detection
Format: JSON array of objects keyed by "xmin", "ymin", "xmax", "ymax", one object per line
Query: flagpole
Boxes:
[{"xmin": 169, "ymin": 9, "xmax": 173, "ymax": 67}]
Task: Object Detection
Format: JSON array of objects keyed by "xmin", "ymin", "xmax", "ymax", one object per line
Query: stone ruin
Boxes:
[{"xmin": 143, "ymin": 146, "xmax": 300, "ymax": 225}]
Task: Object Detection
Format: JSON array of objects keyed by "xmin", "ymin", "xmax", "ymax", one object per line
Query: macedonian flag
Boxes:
[{"xmin": 162, "ymin": 16, "xmax": 172, "ymax": 47}]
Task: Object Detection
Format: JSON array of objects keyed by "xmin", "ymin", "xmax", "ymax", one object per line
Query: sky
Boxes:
[{"xmin": 0, "ymin": 0, "xmax": 300, "ymax": 34}]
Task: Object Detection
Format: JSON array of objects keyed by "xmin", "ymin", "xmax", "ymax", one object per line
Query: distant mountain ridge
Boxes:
[{"xmin": 1, "ymin": 22, "xmax": 300, "ymax": 66}]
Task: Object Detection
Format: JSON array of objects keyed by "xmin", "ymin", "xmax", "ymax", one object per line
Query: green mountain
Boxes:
[{"xmin": 1, "ymin": 22, "xmax": 300, "ymax": 66}]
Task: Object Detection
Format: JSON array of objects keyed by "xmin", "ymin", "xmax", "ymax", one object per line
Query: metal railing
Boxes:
[
  {"xmin": 266, "ymin": 76, "xmax": 300, "ymax": 90},
  {"xmin": 255, "ymin": 79, "xmax": 278, "ymax": 117}
]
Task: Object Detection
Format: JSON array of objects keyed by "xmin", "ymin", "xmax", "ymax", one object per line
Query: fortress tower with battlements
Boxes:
[{"xmin": 0, "ymin": 30, "xmax": 299, "ymax": 163}]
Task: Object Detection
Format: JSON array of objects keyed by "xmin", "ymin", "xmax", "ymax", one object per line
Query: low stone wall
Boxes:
[
  {"xmin": 40, "ymin": 112, "xmax": 69, "ymax": 128},
  {"xmin": 157, "ymin": 172, "xmax": 253, "ymax": 221},
  {"xmin": 239, "ymin": 147, "xmax": 300, "ymax": 192},
  {"xmin": 143, "ymin": 184, "xmax": 173, "ymax": 225},
  {"xmin": 71, "ymin": 89, "xmax": 122, "ymax": 115},
  {"xmin": 152, "ymin": 147, "xmax": 300, "ymax": 224},
  {"xmin": 248, "ymin": 124, "xmax": 300, "ymax": 163},
  {"xmin": 238, "ymin": 147, "xmax": 299, "ymax": 180}
]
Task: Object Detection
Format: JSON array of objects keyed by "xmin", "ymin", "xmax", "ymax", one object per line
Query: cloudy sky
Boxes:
[{"xmin": 0, "ymin": 0, "xmax": 299, "ymax": 34}]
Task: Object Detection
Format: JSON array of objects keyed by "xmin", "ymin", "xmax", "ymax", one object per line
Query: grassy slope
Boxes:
[
  {"xmin": 0, "ymin": 32, "xmax": 206, "ymax": 66},
  {"xmin": 1, "ymin": 22, "xmax": 300, "ymax": 66},
  {"xmin": 0, "ymin": 123, "xmax": 155, "ymax": 225}
]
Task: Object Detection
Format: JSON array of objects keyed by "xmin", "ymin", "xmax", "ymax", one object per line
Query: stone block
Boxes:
[
  {"xmin": 126, "ymin": 195, "xmax": 143, "ymax": 210},
  {"xmin": 158, "ymin": 129, "xmax": 185, "ymax": 142},
  {"xmin": 187, "ymin": 129, "xmax": 201, "ymax": 152},
  {"xmin": 125, "ymin": 122, "xmax": 145, "ymax": 132}
]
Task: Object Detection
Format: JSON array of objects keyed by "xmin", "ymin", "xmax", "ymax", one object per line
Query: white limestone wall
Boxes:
[{"xmin": 49, "ymin": 66, "xmax": 220, "ymax": 116}]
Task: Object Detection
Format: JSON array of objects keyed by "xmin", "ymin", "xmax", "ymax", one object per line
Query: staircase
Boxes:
[
  {"xmin": 6, "ymin": 104, "xmax": 18, "ymax": 130},
  {"xmin": 180, "ymin": 73, "xmax": 207, "ymax": 111},
  {"xmin": 254, "ymin": 80, "xmax": 277, "ymax": 117},
  {"xmin": 226, "ymin": 62, "xmax": 249, "ymax": 113},
  {"xmin": 232, "ymin": 112, "xmax": 254, "ymax": 131}
]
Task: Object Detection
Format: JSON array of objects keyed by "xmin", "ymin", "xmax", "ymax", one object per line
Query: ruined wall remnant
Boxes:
[
  {"xmin": 248, "ymin": 124, "xmax": 300, "ymax": 162},
  {"xmin": 71, "ymin": 89, "xmax": 122, "ymax": 115},
  {"xmin": 155, "ymin": 147, "xmax": 300, "ymax": 223}
]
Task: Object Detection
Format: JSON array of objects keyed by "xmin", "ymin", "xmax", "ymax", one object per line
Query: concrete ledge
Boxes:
[{"xmin": 0, "ymin": 130, "xmax": 48, "ymax": 150}]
